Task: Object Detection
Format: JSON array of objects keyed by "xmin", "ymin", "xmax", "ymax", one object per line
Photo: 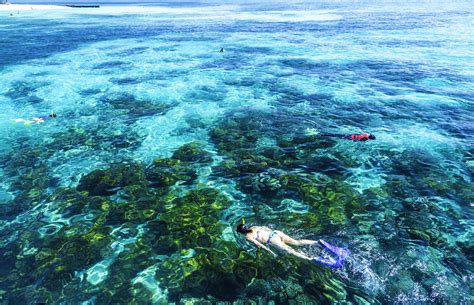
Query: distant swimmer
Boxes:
[
  {"xmin": 305, "ymin": 128, "xmax": 375, "ymax": 141},
  {"xmin": 321, "ymin": 133, "xmax": 375, "ymax": 141},
  {"xmin": 236, "ymin": 220, "xmax": 350, "ymax": 268},
  {"xmin": 12, "ymin": 112, "xmax": 57, "ymax": 125},
  {"xmin": 219, "ymin": 48, "xmax": 224, "ymax": 53}
]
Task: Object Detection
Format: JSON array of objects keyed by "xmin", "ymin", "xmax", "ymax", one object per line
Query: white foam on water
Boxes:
[
  {"xmin": 69, "ymin": 4, "xmax": 240, "ymax": 16},
  {"xmin": 222, "ymin": 10, "xmax": 341, "ymax": 22},
  {"xmin": 75, "ymin": 224, "xmax": 146, "ymax": 286},
  {"xmin": 85, "ymin": 260, "xmax": 112, "ymax": 286},
  {"xmin": 132, "ymin": 265, "xmax": 168, "ymax": 304},
  {"xmin": 347, "ymin": 167, "xmax": 387, "ymax": 192},
  {"xmin": 7, "ymin": 5, "xmax": 342, "ymax": 24},
  {"xmin": 383, "ymin": 123, "xmax": 460, "ymax": 152}
]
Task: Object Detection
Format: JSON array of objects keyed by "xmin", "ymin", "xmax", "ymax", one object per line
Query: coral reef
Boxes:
[
  {"xmin": 49, "ymin": 125, "xmax": 144, "ymax": 151},
  {"xmin": 1, "ymin": 107, "xmax": 472, "ymax": 305},
  {"xmin": 77, "ymin": 162, "xmax": 147, "ymax": 196},
  {"xmin": 101, "ymin": 93, "xmax": 174, "ymax": 119},
  {"xmin": 171, "ymin": 141, "xmax": 213, "ymax": 163},
  {"xmin": 146, "ymin": 157, "xmax": 197, "ymax": 188}
]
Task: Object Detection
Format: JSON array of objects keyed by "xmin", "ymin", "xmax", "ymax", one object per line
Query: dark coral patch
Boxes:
[
  {"xmin": 101, "ymin": 93, "xmax": 174, "ymax": 119},
  {"xmin": 77, "ymin": 163, "xmax": 147, "ymax": 196}
]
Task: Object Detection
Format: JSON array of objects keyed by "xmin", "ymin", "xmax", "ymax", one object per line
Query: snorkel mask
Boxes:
[{"xmin": 236, "ymin": 217, "xmax": 249, "ymax": 234}]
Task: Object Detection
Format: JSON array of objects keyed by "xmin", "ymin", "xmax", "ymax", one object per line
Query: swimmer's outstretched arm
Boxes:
[{"xmin": 248, "ymin": 237, "xmax": 277, "ymax": 257}]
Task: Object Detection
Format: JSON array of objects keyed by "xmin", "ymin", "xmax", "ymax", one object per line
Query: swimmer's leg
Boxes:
[
  {"xmin": 273, "ymin": 241, "xmax": 312, "ymax": 261},
  {"xmin": 276, "ymin": 231, "xmax": 318, "ymax": 246},
  {"xmin": 274, "ymin": 239, "xmax": 346, "ymax": 268}
]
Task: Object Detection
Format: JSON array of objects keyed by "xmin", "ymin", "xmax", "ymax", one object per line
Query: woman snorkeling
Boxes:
[
  {"xmin": 236, "ymin": 220, "xmax": 350, "ymax": 268},
  {"xmin": 12, "ymin": 112, "xmax": 57, "ymax": 125}
]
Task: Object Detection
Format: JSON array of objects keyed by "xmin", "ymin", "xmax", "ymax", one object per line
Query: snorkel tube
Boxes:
[{"xmin": 236, "ymin": 218, "xmax": 249, "ymax": 234}]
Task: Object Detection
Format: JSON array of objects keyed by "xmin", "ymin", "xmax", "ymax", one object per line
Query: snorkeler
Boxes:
[
  {"xmin": 236, "ymin": 221, "xmax": 350, "ymax": 268},
  {"xmin": 321, "ymin": 133, "xmax": 375, "ymax": 141},
  {"xmin": 305, "ymin": 128, "xmax": 375, "ymax": 141},
  {"xmin": 12, "ymin": 112, "xmax": 57, "ymax": 125}
]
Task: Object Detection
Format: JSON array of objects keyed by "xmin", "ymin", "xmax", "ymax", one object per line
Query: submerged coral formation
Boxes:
[
  {"xmin": 1, "ymin": 2, "xmax": 473, "ymax": 302},
  {"xmin": 101, "ymin": 92, "xmax": 175, "ymax": 120},
  {"xmin": 77, "ymin": 162, "xmax": 147, "ymax": 196},
  {"xmin": 0, "ymin": 107, "xmax": 472, "ymax": 304}
]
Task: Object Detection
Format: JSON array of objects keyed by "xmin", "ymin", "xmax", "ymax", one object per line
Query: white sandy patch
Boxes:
[{"xmin": 0, "ymin": 4, "xmax": 64, "ymax": 11}]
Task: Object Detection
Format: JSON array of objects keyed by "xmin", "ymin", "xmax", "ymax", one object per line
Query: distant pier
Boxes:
[{"xmin": 63, "ymin": 5, "xmax": 100, "ymax": 8}]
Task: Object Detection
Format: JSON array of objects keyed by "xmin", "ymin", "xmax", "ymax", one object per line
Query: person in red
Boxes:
[{"xmin": 321, "ymin": 133, "xmax": 375, "ymax": 141}]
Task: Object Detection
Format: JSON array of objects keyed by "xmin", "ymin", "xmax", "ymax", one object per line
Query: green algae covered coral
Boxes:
[
  {"xmin": 208, "ymin": 112, "xmax": 347, "ymax": 190},
  {"xmin": 10, "ymin": 108, "xmax": 472, "ymax": 304},
  {"xmin": 150, "ymin": 187, "xmax": 321, "ymax": 302},
  {"xmin": 152, "ymin": 187, "xmax": 262, "ymax": 299},
  {"xmin": 145, "ymin": 142, "xmax": 213, "ymax": 188},
  {"xmin": 0, "ymin": 146, "xmax": 54, "ymax": 220},
  {"xmin": 48, "ymin": 125, "xmax": 144, "ymax": 151},
  {"xmin": 77, "ymin": 162, "xmax": 147, "ymax": 196},
  {"xmin": 101, "ymin": 92, "xmax": 174, "ymax": 119},
  {"xmin": 171, "ymin": 141, "xmax": 212, "ymax": 163},
  {"xmin": 6, "ymin": 223, "xmax": 113, "ymax": 296},
  {"xmin": 288, "ymin": 175, "xmax": 365, "ymax": 225},
  {"xmin": 146, "ymin": 157, "xmax": 197, "ymax": 188},
  {"xmin": 155, "ymin": 188, "xmax": 230, "ymax": 251}
]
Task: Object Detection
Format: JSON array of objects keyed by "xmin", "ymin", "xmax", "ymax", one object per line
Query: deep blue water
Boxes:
[{"xmin": 0, "ymin": 1, "xmax": 473, "ymax": 304}]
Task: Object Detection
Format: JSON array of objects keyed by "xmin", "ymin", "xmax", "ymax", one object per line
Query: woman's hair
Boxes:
[{"xmin": 236, "ymin": 223, "xmax": 250, "ymax": 234}]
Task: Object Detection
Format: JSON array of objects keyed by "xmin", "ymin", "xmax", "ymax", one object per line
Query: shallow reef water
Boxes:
[{"xmin": 0, "ymin": 1, "xmax": 473, "ymax": 304}]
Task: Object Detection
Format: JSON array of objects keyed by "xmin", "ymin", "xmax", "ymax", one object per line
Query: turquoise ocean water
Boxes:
[{"xmin": 0, "ymin": 1, "xmax": 473, "ymax": 303}]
